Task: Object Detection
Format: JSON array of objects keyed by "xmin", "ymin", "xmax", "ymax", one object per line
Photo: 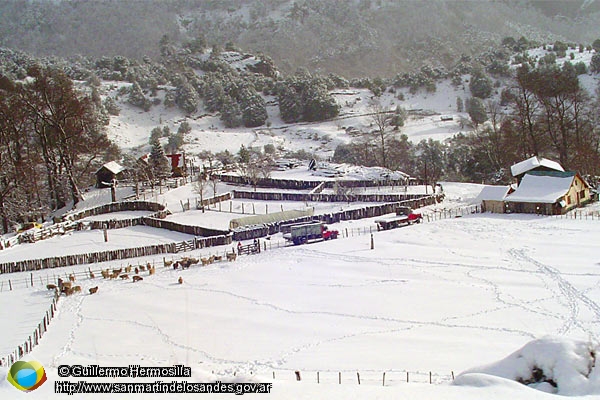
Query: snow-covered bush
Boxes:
[{"xmin": 455, "ymin": 337, "xmax": 600, "ymax": 396}]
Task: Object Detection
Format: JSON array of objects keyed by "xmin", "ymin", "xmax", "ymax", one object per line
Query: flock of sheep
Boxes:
[{"xmin": 45, "ymin": 249, "xmax": 238, "ymax": 297}]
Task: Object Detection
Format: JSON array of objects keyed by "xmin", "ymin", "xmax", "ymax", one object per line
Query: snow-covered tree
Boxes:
[{"xmin": 148, "ymin": 139, "xmax": 171, "ymax": 181}]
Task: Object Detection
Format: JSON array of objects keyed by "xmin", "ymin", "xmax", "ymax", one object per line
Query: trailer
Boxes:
[
  {"xmin": 374, "ymin": 215, "xmax": 410, "ymax": 231},
  {"xmin": 283, "ymin": 222, "xmax": 338, "ymax": 245}
]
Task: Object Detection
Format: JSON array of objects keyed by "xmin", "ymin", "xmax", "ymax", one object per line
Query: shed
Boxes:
[
  {"xmin": 504, "ymin": 171, "xmax": 591, "ymax": 215},
  {"xmin": 474, "ymin": 185, "xmax": 513, "ymax": 213},
  {"xmin": 510, "ymin": 156, "xmax": 564, "ymax": 184},
  {"xmin": 95, "ymin": 161, "xmax": 126, "ymax": 188}
]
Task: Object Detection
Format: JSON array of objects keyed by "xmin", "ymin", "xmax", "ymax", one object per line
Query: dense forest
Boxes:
[
  {"xmin": 1, "ymin": 1, "xmax": 600, "ymax": 232},
  {"xmin": 2, "ymin": 0, "xmax": 600, "ymax": 77}
]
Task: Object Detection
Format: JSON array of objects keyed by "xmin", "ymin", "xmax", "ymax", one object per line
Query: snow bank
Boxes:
[{"xmin": 455, "ymin": 337, "xmax": 600, "ymax": 395}]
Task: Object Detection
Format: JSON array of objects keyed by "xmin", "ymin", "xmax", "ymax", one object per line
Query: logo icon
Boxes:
[{"xmin": 7, "ymin": 360, "xmax": 47, "ymax": 392}]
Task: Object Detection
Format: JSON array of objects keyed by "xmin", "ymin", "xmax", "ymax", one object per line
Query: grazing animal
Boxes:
[
  {"xmin": 213, "ymin": 255, "xmax": 223, "ymax": 262},
  {"xmin": 89, "ymin": 286, "xmax": 99, "ymax": 294},
  {"xmin": 112, "ymin": 268, "xmax": 122, "ymax": 275},
  {"xmin": 164, "ymin": 260, "xmax": 173, "ymax": 267},
  {"xmin": 226, "ymin": 252, "xmax": 237, "ymax": 262},
  {"xmin": 146, "ymin": 262, "xmax": 152, "ymax": 269},
  {"xmin": 72, "ymin": 286, "xmax": 82, "ymax": 293},
  {"xmin": 61, "ymin": 282, "xmax": 72, "ymax": 292},
  {"xmin": 109, "ymin": 272, "xmax": 119, "ymax": 279},
  {"xmin": 132, "ymin": 275, "xmax": 143, "ymax": 282},
  {"xmin": 119, "ymin": 274, "xmax": 129, "ymax": 280},
  {"xmin": 46, "ymin": 284, "xmax": 57, "ymax": 290},
  {"xmin": 149, "ymin": 267, "xmax": 155, "ymax": 275},
  {"xmin": 125, "ymin": 265, "xmax": 132, "ymax": 273},
  {"xmin": 208, "ymin": 255, "xmax": 216, "ymax": 264},
  {"xmin": 139, "ymin": 265, "xmax": 146, "ymax": 271},
  {"xmin": 101, "ymin": 269, "xmax": 110, "ymax": 279},
  {"xmin": 135, "ymin": 267, "xmax": 139, "ymax": 275},
  {"xmin": 178, "ymin": 276, "xmax": 183, "ymax": 284},
  {"xmin": 63, "ymin": 287, "xmax": 75, "ymax": 296},
  {"xmin": 201, "ymin": 258, "xmax": 210, "ymax": 266},
  {"xmin": 89, "ymin": 271, "xmax": 95, "ymax": 279},
  {"xmin": 189, "ymin": 257, "xmax": 199, "ymax": 265},
  {"xmin": 173, "ymin": 261, "xmax": 179, "ymax": 270},
  {"xmin": 69, "ymin": 274, "xmax": 75, "ymax": 282}
]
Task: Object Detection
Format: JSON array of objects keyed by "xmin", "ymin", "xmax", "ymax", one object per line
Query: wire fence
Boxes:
[{"xmin": 0, "ymin": 289, "xmax": 59, "ymax": 368}]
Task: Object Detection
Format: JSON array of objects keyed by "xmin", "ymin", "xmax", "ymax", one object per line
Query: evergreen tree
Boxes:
[
  {"xmin": 128, "ymin": 81, "xmax": 151, "ymax": 111},
  {"xmin": 467, "ymin": 97, "xmax": 487, "ymax": 127},
  {"xmin": 240, "ymin": 88, "xmax": 268, "ymax": 127},
  {"xmin": 175, "ymin": 82, "xmax": 199, "ymax": 114},
  {"xmin": 469, "ymin": 69, "xmax": 493, "ymax": 99},
  {"xmin": 220, "ymin": 94, "xmax": 242, "ymax": 128},
  {"xmin": 148, "ymin": 139, "xmax": 171, "ymax": 180}
]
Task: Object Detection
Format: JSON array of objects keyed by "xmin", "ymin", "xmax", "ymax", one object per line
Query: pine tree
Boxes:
[
  {"xmin": 149, "ymin": 139, "xmax": 171, "ymax": 181},
  {"xmin": 240, "ymin": 89, "xmax": 267, "ymax": 127}
]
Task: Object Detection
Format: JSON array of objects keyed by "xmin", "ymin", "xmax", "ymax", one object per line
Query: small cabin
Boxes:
[
  {"xmin": 95, "ymin": 161, "xmax": 126, "ymax": 188},
  {"xmin": 504, "ymin": 171, "xmax": 591, "ymax": 215}
]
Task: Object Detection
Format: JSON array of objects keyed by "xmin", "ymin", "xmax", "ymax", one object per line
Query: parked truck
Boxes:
[
  {"xmin": 283, "ymin": 222, "xmax": 338, "ymax": 245},
  {"xmin": 396, "ymin": 206, "xmax": 423, "ymax": 223}
]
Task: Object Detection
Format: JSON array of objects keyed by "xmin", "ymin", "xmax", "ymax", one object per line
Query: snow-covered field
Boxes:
[{"xmin": 1, "ymin": 182, "xmax": 600, "ymax": 398}]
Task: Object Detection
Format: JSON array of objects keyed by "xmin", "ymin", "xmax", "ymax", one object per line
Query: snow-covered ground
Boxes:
[{"xmin": 1, "ymin": 182, "xmax": 600, "ymax": 398}]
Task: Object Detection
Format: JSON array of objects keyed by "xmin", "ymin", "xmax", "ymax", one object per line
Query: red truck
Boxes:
[
  {"xmin": 283, "ymin": 222, "xmax": 339, "ymax": 245},
  {"xmin": 396, "ymin": 206, "xmax": 423, "ymax": 223}
]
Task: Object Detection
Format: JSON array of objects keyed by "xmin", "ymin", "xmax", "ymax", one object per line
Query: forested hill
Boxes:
[{"xmin": 2, "ymin": 0, "xmax": 600, "ymax": 77}]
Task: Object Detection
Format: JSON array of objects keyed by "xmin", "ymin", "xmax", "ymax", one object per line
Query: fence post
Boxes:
[
  {"xmin": 295, "ymin": 371, "xmax": 301, "ymax": 381},
  {"xmin": 339, "ymin": 372, "xmax": 341, "ymax": 384},
  {"xmin": 357, "ymin": 372, "xmax": 361, "ymax": 385},
  {"xmin": 382, "ymin": 372, "xmax": 386, "ymax": 386}
]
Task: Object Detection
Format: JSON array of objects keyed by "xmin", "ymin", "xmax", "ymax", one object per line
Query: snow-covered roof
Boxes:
[
  {"xmin": 474, "ymin": 185, "xmax": 511, "ymax": 202},
  {"xmin": 510, "ymin": 156, "xmax": 564, "ymax": 177},
  {"xmin": 96, "ymin": 161, "xmax": 126, "ymax": 175},
  {"xmin": 504, "ymin": 171, "xmax": 576, "ymax": 203}
]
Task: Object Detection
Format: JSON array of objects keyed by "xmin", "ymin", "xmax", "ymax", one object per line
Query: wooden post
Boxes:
[
  {"xmin": 242, "ymin": 203, "xmax": 245, "ymax": 214},
  {"xmin": 31, "ymin": 273, "xmax": 34, "ymax": 287},
  {"xmin": 9, "ymin": 279, "xmax": 12, "ymax": 291},
  {"xmin": 407, "ymin": 371, "xmax": 409, "ymax": 382},
  {"xmin": 317, "ymin": 371, "xmax": 320, "ymax": 384},
  {"xmin": 295, "ymin": 371, "xmax": 301, "ymax": 381},
  {"xmin": 103, "ymin": 228, "xmax": 108, "ymax": 242},
  {"xmin": 357, "ymin": 372, "xmax": 361, "ymax": 385},
  {"xmin": 370, "ymin": 233, "xmax": 374, "ymax": 250},
  {"xmin": 252, "ymin": 203, "xmax": 255, "ymax": 214},
  {"xmin": 272, "ymin": 371, "xmax": 275, "ymax": 379},
  {"xmin": 339, "ymin": 372, "xmax": 341, "ymax": 384},
  {"xmin": 429, "ymin": 371, "xmax": 432, "ymax": 384},
  {"xmin": 451, "ymin": 371, "xmax": 455, "ymax": 380},
  {"xmin": 265, "ymin": 204, "xmax": 268, "ymax": 214},
  {"xmin": 230, "ymin": 201, "xmax": 232, "ymax": 213},
  {"xmin": 382, "ymin": 372, "xmax": 386, "ymax": 386}
]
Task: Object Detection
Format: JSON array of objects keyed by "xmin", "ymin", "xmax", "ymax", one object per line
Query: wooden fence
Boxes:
[
  {"xmin": 196, "ymin": 192, "xmax": 233, "ymax": 209},
  {"xmin": 142, "ymin": 217, "xmax": 229, "ymax": 237},
  {"xmin": 232, "ymin": 190, "xmax": 438, "ymax": 203},
  {"xmin": 0, "ymin": 289, "xmax": 59, "ymax": 368},
  {"xmin": 218, "ymin": 175, "xmax": 411, "ymax": 190},
  {"xmin": 66, "ymin": 200, "xmax": 166, "ymax": 222},
  {"xmin": 0, "ymin": 234, "xmax": 232, "ymax": 274},
  {"xmin": 232, "ymin": 196, "xmax": 439, "ymax": 241}
]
